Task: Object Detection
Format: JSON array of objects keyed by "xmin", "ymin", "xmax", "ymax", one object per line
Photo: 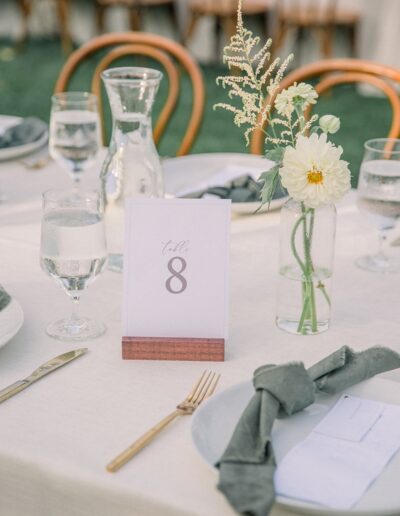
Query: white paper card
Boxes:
[
  {"xmin": 313, "ymin": 395, "xmax": 384, "ymax": 441},
  {"xmin": 275, "ymin": 395, "xmax": 400, "ymax": 510},
  {"xmin": 122, "ymin": 198, "xmax": 230, "ymax": 339}
]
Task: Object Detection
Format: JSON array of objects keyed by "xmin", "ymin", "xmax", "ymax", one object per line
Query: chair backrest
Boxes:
[
  {"xmin": 54, "ymin": 32, "xmax": 205, "ymax": 156},
  {"xmin": 250, "ymin": 58, "xmax": 400, "ymax": 155},
  {"xmin": 276, "ymin": 0, "xmax": 338, "ymax": 19}
]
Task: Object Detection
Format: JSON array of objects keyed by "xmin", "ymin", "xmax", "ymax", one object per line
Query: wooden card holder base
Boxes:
[{"xmin": 122, "ymin": 337, "xmax": 225, "ymax": 361}]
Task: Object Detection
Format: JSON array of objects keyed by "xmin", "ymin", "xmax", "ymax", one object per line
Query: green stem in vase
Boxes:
[
  {"xmin": 297, "ymin": 203, "xmax": 317, "ymax": 333},
  {"xmin": 297, "ymin": 293, "xmax": 310, "ymax": 335},
  {"xmin": 290, "ymin": 214, "xmax": 307, "ymax": 276},
  {"xmin": 290, "ymin": 209, "xmax": 311, "ymax": 333},
  {"xmin": 305, "ymin": 205, "xmax": 332, "ymax": 316}
]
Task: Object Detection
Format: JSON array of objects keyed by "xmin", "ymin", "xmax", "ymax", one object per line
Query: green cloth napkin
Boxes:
[
  {"xmin": 217, "ymin": 346, "xmax": 400, "ymax": 516},
  {"xmin": 0, "ymin": 117, "xmax": 47, "ymax": 149},
  {"xmin": 0, "ymin": 286, "xmax": 11, "ymax": 311},
  {"xmin": 185, "ymin": 175, "xmax": 287, "ymax": 203}
]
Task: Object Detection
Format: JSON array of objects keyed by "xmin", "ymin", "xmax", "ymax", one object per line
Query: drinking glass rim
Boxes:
[
  {"xmin": 42, "ymin": 189, "xmax": 102, "ymax": 206},
  {"xmin": 51, "ymin": 91, "xmax": 98, "ymax": 106},
  {"xmin": 364, "ymin": 138, "xmax": 400, "ymax": 154},
  {"xmin": 101, "ymin": 66, "xmax": 163, "ymax": 84}
]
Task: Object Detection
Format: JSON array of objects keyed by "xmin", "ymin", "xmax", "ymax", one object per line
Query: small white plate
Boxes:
[
  {"xmin": 162, "ymin": 153, "xmax": 288, "ymax": 214},
  {"xmin": 192, "ymin": 376, "xmax": 400, "ymax": 515},
  {"xmin": 0, "ymin": 299, "xmax": 24, "ymax": 349},
  {"xmin": 0, "ymin": 115, "xmax": 48, "ymax": 162}
]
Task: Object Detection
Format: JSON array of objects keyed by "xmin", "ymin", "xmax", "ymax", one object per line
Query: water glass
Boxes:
[
  {"xmin": 40, "ymin": 190, "xmax": 107, "ymax": 341},
  {"xmin": 356, "ymin": 138, "xmax": 400, "ymax": 273},
  {"xmin": 49, "ymin": 92, "xmax": 101, "ymax": 184}
]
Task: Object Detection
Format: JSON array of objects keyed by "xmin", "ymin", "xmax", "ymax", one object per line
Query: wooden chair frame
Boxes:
[
  {"xmin": 94, "ymin": 0, "xmax": 180, "ymax": 39},
  {"xmin": 16, "ymin": 0, "xmax": 72, "ymax": 53},
  {"xmin": 273, "ymin": 0, "xmax": 359, "ymax": 59},
  {"xmin": 250, "ymin": 59, "xmax": 400, "ymax": 155},
  {"xmin": 184, "ymin": 0, "xmax": 273, "ymax": 58},
  {"xmin": 55, "ymin": 32, "xmax": 205, "ymax": 156}
]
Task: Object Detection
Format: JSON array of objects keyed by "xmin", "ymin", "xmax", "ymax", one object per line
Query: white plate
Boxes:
[
  {"xmin": 162, "ymin": 153, "xmax": 288, "ymax": 214},
  {"xmin": 0, "ymin": 299, "xmax": 24, "ymax": 349},
  {"xmin": 0, "ymin": 115, "xmax": 48, "ymax": 162},
  {"xmin": 192, "ymin": 376, "xmax": 400, "ymax": 515}
]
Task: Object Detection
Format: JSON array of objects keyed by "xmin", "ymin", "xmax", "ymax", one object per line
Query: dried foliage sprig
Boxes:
[{"xmin": 214, "ymin": 0, "xmax": 293, "ymax": 146}]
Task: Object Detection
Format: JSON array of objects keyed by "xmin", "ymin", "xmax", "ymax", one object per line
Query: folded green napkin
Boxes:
[
  {"xmin": 217, "ymin": 346, "xmax": 400, "ymax": 516},
  {"xmin": 186, "ymin": 175, "xmax": 287, "ymax": 203},
  {"xmin": 0, "ymin": 117, "xmax": 47, "ymax": 149},
  {"xmin": 0, "ymin": 286, "xmax": 11, "ymax": 311}
]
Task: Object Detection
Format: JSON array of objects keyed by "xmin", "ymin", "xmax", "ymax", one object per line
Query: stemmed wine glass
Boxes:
[
  {"xmin": 356, "ymin": 138, "xmax": 400, "ymax": 273},
  {"xmin": 49, "ymin": 92, "xmax": 101, "ymax": 185},
  {"xmin": 40, "ymin": 190, "xmax": 108, "ymax": 340}
]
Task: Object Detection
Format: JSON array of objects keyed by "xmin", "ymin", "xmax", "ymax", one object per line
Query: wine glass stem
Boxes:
[
  {"xmin": 70, "ymin": 296, "xmax": 81, "ymax": 325},
  {"xmin": 377, "ymin": 231, "xmax": 388, "ymax": 261}
]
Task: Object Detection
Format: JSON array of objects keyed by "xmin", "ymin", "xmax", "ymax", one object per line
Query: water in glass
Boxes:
[
  {"xmin": 356, "ymin": 139, "xmax": 400, "ymax": 272},
  {"xmin": 40, "ymin": 190, "xmax": 107, "ymax": 341},
  {"xmin": 49, "ymin": 110, "xmax": 100, "ymax": 176},
  {"xmin": 41, "ymin": 208, "xmax": 107, "ymax": 295},
  {"xmin": 49, "ymin": 92, "xmax": 101, "ymax": 184},
  {"xmin": 100, "ymin": 67, "xmax": 164, "ymax": 272}
]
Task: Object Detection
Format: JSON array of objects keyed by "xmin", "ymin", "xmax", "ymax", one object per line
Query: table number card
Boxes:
[{"xmin": 122, "ymin": 198, "xmax": 230, "ymax": 361}]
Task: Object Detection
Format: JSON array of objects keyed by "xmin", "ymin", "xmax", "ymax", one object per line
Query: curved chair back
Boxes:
[
  {"xmin": 250, "ymin": 59, "xmax": 400, "ymax": 155},
  {"xmin": 55, "ymin": 32, "xmax": 205, "ymax": 156}
]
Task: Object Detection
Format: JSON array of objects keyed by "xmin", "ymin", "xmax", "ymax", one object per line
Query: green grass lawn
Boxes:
[{"xmin": 0, "ymin": 38, "xmax": 393, "ymax": 186}]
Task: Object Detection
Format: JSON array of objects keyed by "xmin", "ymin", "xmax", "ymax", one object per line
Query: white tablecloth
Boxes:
[{"xmin": 0, "ymin": 153, "xmax": 400, "ymax": 516}]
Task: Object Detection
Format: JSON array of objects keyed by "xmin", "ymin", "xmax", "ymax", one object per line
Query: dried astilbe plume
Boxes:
[{"xmin": 214, "ymin": 0, "xmax": 293, "ymax": 145}]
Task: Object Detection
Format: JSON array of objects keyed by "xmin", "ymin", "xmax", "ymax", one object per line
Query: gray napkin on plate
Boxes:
[
  {"xmin": 185, "ymin": 175, "xmax": 287, "ymax": 203},
  {"xmin": 0, "ymin": 286, "xmax": 11, "ymax": 311},
  {"xmin": 217, "ymin": 346, "xmax": 400, "ymax": 516},
  {"xmin": 0, "ymin": 117, "xmax": 47, "ymax": 149}
]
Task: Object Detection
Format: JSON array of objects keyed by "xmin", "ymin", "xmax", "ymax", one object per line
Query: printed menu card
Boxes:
[{"xmin": 122, "ymin": 198, "xmax": 231, "ymax": 361}]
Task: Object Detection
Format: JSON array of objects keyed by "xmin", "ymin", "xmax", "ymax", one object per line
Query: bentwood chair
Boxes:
[
  {"xmin": 184, "ymin": 0, "xmax": 274, "ymax": 56},
  {"xmin": 250, "ymin": 59, "xmax": 400, "ymax": 155},
  {"xmin": 54, "ymin": 32, "xmax": 205, "ymax": 155},
  {"xmin": 16, "ymin": 0, "xmax": 71, "ymax": 53},
  {"xmin": 273, "ymin": 0, "xmax": 361, "ymax": 59},
  {"xmin": 94, "ymin": 0, "xmax": 180, "ymax": 37}
]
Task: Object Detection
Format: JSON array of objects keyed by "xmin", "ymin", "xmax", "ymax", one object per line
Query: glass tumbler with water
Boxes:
[
  {"xmin": 356, "ymin": 138, "xmax": 400, "ymax": 273},
  {"xmin": 40, "ymin": 190, "xmax": 108, "ymax": 341},
  {"xmin": 49, "ymin": 92, "xmax": 101, "ymax": 184}
]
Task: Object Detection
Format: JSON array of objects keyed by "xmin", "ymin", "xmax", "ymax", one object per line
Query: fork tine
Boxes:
[
  {"xmin": 193, "ymin": 372, "xmax": 218, "ymax": 406},
  {"xmin": 190, "ymin": 370, "xmax": 212, "ymax": 403},
  {"xmin": 206, "ymin": 373, "xmax": 220, "ymax": 399},
  {"xmin": 185, "ymin": 370, "xmax": 207, "ymax": 403}
]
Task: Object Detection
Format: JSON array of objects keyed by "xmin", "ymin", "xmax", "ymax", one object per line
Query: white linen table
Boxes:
[{"xmin": 0, "ymin": 152, "xmax": 400, "ymax": 516}]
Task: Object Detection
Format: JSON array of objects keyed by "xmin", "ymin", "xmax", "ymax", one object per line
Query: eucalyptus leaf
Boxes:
[
  {"xmin": 259, "ymin": 164, "xmax": 280, "ymax": 207},
  {"xmin": 265, "ymin": 147, "xmax": 284, "ymax": 162}
]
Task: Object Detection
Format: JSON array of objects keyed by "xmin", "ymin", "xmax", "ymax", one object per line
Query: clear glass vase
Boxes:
[
  {"xmin": 100, "ymin": 67, "xmax": 164, "ymax": 272},
  {"xmin": 276, "ymin": 198, "xmax": 336, "ymax": 335}
]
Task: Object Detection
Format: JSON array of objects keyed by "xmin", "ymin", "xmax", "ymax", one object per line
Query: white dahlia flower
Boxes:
[
  {"xmin": 275, "ymin": 89, "xmax": 295, "ymax": 117},
  {"xmin": 275, "ymin": 83, "xmax": 318, "ymax": 117},
  {"xmin": 288, "ymin": 82, "xmax": 318, "ymax": 107},
  {"xmin": 279, "ymin": 133, "xmax": 351, "ymax": 208}
]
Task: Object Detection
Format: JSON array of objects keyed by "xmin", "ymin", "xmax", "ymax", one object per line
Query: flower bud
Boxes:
[{"xmin": 319, "ymin": 115, "xmax": 340, "ymax": 134}]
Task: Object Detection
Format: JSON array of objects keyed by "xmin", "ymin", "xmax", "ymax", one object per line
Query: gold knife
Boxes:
[{"xmin": 0, "ymin": 348, "xmax": 88, "ymax": 404}]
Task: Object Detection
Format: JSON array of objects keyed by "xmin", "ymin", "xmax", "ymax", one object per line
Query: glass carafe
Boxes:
[{"xmin": 100, "ymin": 67, "xmax": 164, "ymax": 272}]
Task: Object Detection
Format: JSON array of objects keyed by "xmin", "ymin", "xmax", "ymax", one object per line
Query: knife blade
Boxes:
[{"xmin": 0, "ymin": 348, "xmax": 88, "ymax": 404}]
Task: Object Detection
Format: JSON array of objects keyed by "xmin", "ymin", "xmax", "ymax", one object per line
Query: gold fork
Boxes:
[{"xmin": 106, "ymin": 370, "xmax": 220, "ymax": 472}]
